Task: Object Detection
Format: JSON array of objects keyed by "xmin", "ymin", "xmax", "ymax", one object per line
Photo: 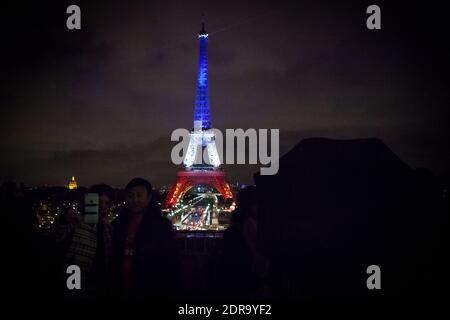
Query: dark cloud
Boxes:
[{"xmin": 1, "ymin": 0, "xmax": 449, "ymax": 186}]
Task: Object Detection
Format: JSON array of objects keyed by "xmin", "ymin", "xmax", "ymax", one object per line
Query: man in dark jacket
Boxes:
[
  {"xmin": 109, "ymin": 177, "xmax": 180, "ymax": 300},
  {"xmin": 215, "ymin": 186, "xmax": 271, "ymax": 299}
]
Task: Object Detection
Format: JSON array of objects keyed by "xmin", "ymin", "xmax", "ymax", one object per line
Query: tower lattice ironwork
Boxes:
[{"xmin": 164, "ymin": 21, "xmax": 233, "ymax": 209}]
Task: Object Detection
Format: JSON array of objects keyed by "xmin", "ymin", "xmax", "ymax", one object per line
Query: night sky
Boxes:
[{"xmin": 2, "ymin": 0, "xmax": 449, "ymax": 187}]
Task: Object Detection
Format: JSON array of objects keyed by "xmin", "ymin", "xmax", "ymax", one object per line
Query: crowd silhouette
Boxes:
[{"xmin": 2, "ymin": 138, "xmax": 449, "ymax": 304}]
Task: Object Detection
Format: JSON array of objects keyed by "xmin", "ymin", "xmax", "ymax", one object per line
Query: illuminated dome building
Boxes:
[{"xmin": 68, "ymin": 176, "xmax": 77, "ymax": 190}]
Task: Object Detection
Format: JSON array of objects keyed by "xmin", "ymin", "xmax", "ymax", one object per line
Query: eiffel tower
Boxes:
[{"xmin": 164, "ymin": 21, "xmax": 234, "ymax": 209}]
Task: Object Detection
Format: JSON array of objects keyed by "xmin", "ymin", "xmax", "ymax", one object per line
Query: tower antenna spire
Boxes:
[{"xmin": 200, "ymin": 13, "xmax": 207, "ymax": 35}]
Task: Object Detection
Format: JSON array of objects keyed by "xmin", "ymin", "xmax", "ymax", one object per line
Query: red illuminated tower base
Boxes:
[{"xmin": 164, "ymin": 170, "xmax": 233, "ymax": 208}]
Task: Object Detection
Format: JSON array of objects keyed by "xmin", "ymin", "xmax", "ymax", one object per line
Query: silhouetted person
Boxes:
[
  {"xmin": 215, "ymin": 186, "xmax": 270, "ymax": 299},
  {"xmin": 48, "ymin": 184, "xmax": 115, "ymax": 299},
  {"xmin": 2, "ymin": 181, "xmax": 39, "ymax": 299},
  {"xmin": 109, "ymin": 178, "xmax": 179, "ymax": 300}
]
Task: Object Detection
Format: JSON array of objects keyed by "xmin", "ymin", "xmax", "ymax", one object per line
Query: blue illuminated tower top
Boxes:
[{"xmin": 193, "ymin": 21, "xmax": 211, "ymax": 130}]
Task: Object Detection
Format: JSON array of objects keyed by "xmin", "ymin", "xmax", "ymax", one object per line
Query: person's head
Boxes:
[
  {"xmin": 125, "ymin": 178, "xmax": 153, "ymax": 214},
  {"xmin": 232, "ymin": 185, "xmax": 257, "ymax": 224},
  {"xmin": 88, "ymin": 184, "xmax": 114, "ymax": 219}
]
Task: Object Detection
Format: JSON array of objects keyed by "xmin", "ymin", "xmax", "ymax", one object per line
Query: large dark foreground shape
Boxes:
[{"xmin": 255, "ymin": 138, "xmax": 449, "ymax": 300}]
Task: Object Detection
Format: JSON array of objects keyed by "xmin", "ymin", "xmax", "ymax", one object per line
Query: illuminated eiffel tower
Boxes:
[{"xmin": 164, "ymin": 21, "xmax": 233, "ymax": 208}]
